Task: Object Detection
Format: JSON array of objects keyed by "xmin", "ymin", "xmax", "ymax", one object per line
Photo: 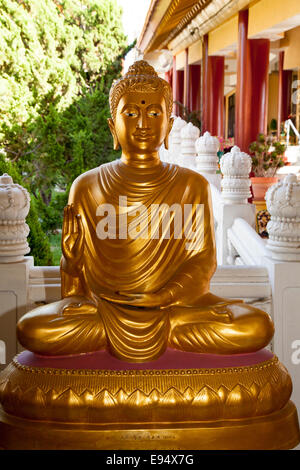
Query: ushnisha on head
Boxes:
[{"xmin": 108, "ymin": 60, "xmax": 174, "ymax": 155}]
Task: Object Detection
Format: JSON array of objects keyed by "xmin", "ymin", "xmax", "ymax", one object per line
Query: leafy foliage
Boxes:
[
  {"xmin": 0, "ymin": 151, "xmax": 53, "ymax": 265},
  {"xmin": 0, "ymin": 0, "xmax": 130, "ymax": 261},
  {"xmin": 249, "ymin": 134, "xmax": 286, "ymax": 177}
]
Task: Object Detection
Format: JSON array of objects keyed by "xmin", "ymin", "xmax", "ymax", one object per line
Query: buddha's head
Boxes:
[{"xmin": 108, "ymin": 60, "xmax": 173, "ymax": 159}]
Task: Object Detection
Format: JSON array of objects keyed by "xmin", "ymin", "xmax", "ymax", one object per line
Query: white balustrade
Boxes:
[
  {"xmin": 215, "ymin": 146, "xmax": 255, "ymax": 265},
  {"xmin": 0, "ymin": 174, "xmax": 34, "ymax": 370},
  {"xmin": 220, "ymin": 146, "xmax": 252, "ymax": 204},
  {"xmin": 0, "ymin": 173, "xmax": 31, "ymax": 263},
  {"xmin": 195, "ymin": 131, "xmax": 221, "ymax": 189},
  {"xmin": 227, "ymin": 217, "xmax": 270, "ymax": 266},
  {"xmin": 225, "ymin": 172, "xmax": 300, "ymax": 417},
  {"xmin": 180, "ymin": 122, "xmax": 199, "ymax": 169},
  {"xmin": 167, "ymin": 116, "xmax": 187, "ymax": 164},
  {"xmin": 266, "ymin": 174, "xmax": 300, "ymax": 261}
]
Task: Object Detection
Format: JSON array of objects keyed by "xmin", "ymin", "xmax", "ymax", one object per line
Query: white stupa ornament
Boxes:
[
  {"xmin": 195, "ymin": 131, "xmax": 221, "ymax": 188},
  {"xmin": 220, "ymin": 146, "xmax": 252, "ymax": 204},
  {"xmin": 168, "ymin": 116, "xmax": 187, "ymax": 164},
  {"xmin": 180, "ymin": 122, "xmax": 200, "ymax": 169},
  {"xmin": 266, "ymin": 174, "xmax": 300, "ymax": 261},
  {"xmin": 0, "ymin": 173, "xmax": 31, "ymax": 262}
]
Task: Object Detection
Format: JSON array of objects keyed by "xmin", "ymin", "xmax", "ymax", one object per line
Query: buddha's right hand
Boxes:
[{"xmin": 61, "ymin": 204, "xmax": 85, "ymax": 272}]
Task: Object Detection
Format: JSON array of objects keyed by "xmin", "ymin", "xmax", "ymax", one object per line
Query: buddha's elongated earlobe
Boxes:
[
  {"xmin": 164, "ymin": 117, "xmax": 174, "ymax": 150},
  {"xmin": 164, "ymin": 134, "xmax": 169, "ymax": 150},
  {"xmin": 107, "ymin": 118, "xmax": 120, "ymax": 151},
  {"xmin": 113, "ymin": 136, "xmax": 120, "ymax": 151}
]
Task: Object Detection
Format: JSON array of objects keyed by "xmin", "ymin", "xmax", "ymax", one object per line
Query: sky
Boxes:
[{"xmin": 116, "ymin": 0, "xmax": 151, "ymax": 44}]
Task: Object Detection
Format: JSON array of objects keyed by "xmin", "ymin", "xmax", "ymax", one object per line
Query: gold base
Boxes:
[
  {"xmin": 1, "ymin": 354, "xmax": 299, "ymax": 449},
  {"xmin": 0, "ymin": 401, "xmax": 299, "ymax": 450},
  {"xmin": 0, "ymin": 355, "xmax": 294, "ymax": 423}
]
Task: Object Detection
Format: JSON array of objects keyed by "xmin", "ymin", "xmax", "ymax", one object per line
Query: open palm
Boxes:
[{"xmin": 61, "ymin": 204, "xmax": 85, "ymax": 266}]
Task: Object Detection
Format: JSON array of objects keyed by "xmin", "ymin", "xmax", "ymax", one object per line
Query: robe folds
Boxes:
[
  {"xmin": 17, "ymin": 160, "xmax": 273, "ymax": 360},
  {"xmin": 62, "ymin": 160, "xmax": 217, "ymax": 361}
]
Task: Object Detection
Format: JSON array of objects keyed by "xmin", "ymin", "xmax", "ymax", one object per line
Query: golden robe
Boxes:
[{"xmin": 17, "ymin": 160, "xmax": 274, "ymax": 361}]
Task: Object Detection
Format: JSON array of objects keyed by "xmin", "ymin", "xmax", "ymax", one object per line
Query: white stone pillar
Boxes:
[
  {"xmin": 168, "ymin": 116, "xmax": 187, "ymax": 165},
  {"xmin": 0, "ymin": 174, "xmax": 34, "ymax": 370},
  {"xmin": 195, "ymin": 131, "xmax": 221, "ymax": 189},
  {"xmin": 220, "ymin": 146, "xmax": 252, "ymax": 204},
  {"xmin": 217, "ymin": 147, "xmax": 255, "ymax": 264},
  {"xmin": 0, "ymin": 173, "xmax": 31, "ymax": 262},
  {"xmin": 264, "ymin": 175, "xmax": 300, "ymax": 419},
  {"xmin": 180, "ymin": 122, "xmax": 200, "ymax": 169},
  {"xmin": 159, "ymin": 143, "xmax": 167, "ymax": 162},
  {"xmin": 265, "ymin": 174, "xmax": 300, "ymax": 261}
]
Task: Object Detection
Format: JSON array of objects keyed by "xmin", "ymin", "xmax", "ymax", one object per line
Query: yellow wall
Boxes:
[
  {"xmin": 188, "ymin": 40, "xmax": 202, "ymax": 65},
  {"xmin": 284, "ymin": 26, "xmax": 300, "ymax": 70},
  {"xmin": 248, "ymin": 0, "xmax": 300, "ymax": 37},
  {"xmin": 175, "ymin": 50, "xmax": 186, "ymax": 70},
  {"xmin": 268, "ymin": 72, "xmax": 279, "ymax": 128},
  {"xmin": 208, "ymin": 14, "xmax": 238, "ymax": 55}
]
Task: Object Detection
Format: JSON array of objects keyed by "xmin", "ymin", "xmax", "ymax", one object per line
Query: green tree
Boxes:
[
  {"xmin": 0, "ymin": 151, "xmax": 53, "ymax": 265},
  {"xmin": 0, "ymin": 0, "xmax": 130, "ymax": 261}
]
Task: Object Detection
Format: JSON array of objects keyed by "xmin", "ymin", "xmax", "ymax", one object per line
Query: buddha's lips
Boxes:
[{"xmin": 133, "ymin": 132, "xmax": 154, "ymax": 140}]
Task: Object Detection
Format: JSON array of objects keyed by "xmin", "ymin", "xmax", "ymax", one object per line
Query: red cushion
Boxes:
[{"xmin": 18, "ymin": 348, "xmax": 273, "ymax": 370}]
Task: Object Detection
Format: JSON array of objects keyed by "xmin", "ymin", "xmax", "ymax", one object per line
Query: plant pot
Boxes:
[{"xmin": 250, "ymin": 176, "xmax": 278, "ymax": 201}]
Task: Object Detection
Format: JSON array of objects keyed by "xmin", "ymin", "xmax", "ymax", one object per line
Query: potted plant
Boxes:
[{"xmin": 249, "ymin": 133, "xmax": 286, "ymax": 200}]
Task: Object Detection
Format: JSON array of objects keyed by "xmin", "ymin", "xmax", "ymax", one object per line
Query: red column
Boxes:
[
  {"xmin": 184, "ymin": 48, "xmax": 190, "ymax": 110},
  {"xmin": 202, "ymin": 34, "xmax": 209, "ymax": 132},
  {"xmin": 203, "ymin": 56, "xmax": 224, "ymax": 137},
  {"xmin": 164, "ymin": 69, "xmax": 173, "ymax": 87},
  {"xmin": 278, "ymin": 51, "xmax": 292, "ymax": 137},
  {"xmin": 208, "ymin": 56, "xmax": 224, "ymax": 137},
  {"xmin": 235, "ymin": 10, "xmax": 270, "ymax": 151},
  {"xmin": 189, "ymin": 65, "xmax": 201, "ymax": 113},
  {"xmin": 202, "ymin": 34, "xmax": 224, "ymax": 137},
  {"xmin": 172, "ymin": 56, "xmax": 184, "ymax": 116},
  {"xmin": 235, "ymin": 10, "xmax": 251, "ymax": 151},
  {"xmin": 248, "ymin": 38, "xmax": 270, "ymax": 144}
]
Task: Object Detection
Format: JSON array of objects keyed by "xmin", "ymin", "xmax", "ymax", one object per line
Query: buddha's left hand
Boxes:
[{"xmin": 100, "ymin": 289, "xmax": 174, "ymax": 308}]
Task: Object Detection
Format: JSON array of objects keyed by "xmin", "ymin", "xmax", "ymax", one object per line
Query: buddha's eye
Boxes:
[
  {"xmin": 125, "ymin": 111, "xmax": 138, "ymax": 117},
  {"xmin": 148, "ymin": 110, "xmax": 161, "ymax": 117}
]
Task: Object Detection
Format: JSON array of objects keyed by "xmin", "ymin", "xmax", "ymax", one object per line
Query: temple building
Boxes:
[{"xmin": 138, "ymin": 0, "xmax": 300, "ymax": 153}]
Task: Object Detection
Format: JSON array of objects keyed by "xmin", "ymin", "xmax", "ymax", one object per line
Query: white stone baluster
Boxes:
[
  {"xmin": 262, "ymin": 175, "xmax": 300, "ymax": 418},
  {"xmin": 159, "ymin": 143, "xmax": 167, "ymax": 162},
  {"xmin": 168, "ymin": 116, "xmax": 187, "ymax": 164},
  {"xmin": 217, "ymin": 147, "xmax": 255, "ymax": 264},
  {"xmin": 180, "ymin": 122, "xmax": 200, "ymax": 169},
  {"xmin": 0, "ymin": 173, "xmax": 30, "ymax": 262},
  {"xmin": 0, "ymin": 174, "xmax": 34, "ymax": 370},
  {"xmin": 265, "ymin": 174, "xmax": 300, "ymax": 261},
  {"xmin": 195, "ymin": 131, "xmax": 221, "ymax": 189},
  {"xmin": 220, "ymin": 146, "xmax": 252, "ymax": 204}
]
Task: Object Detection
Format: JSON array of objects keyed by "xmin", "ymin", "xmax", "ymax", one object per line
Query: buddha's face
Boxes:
[{"xmin": 109, "ymin": 90, "xmax": 172, "ymax": 154}]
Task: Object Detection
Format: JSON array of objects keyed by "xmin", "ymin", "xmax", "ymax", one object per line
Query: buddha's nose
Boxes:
[{"xmin": 137, "ymin": 110, "xmax": 149, "ymax": 129}]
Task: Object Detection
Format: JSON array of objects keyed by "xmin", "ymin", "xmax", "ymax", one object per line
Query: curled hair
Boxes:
[{"xmin": 109, "ymin": 60, "xmax": 173, "ymax": 121}]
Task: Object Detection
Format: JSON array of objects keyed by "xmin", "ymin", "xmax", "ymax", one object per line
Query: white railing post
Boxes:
[
  {"xmin": 217, "ymin": 146, "xmax": 255, "ymax": 265},
  {"xmin": 0, "ymin": 174, "xmax": 34, "ymax": 370},
  {"xmin": 179, "ymin": 122, "xmax": 199, "ymax": 169},
  {"xmin": 195, "ymin": 131, "xmax": 221, "ymax": 189},
  {"xmin": 263, "ymin": 174, "xmax": 300, "ymax": 414},
  {"xmin": 168, "ymin": 116, "xmax": 187, "ymax": 165}
]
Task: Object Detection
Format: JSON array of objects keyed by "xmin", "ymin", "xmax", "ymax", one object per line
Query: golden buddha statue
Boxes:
[
  {"xmin": 17, "ymin": 61, "xmax": 273, "ymax": 361},
  {"xmin": 0, "ymin": 61, "xmax": 299, "ymax": 450}
]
